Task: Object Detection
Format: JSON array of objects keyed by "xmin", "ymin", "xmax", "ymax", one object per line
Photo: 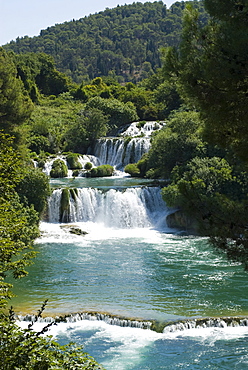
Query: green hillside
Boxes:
[{"xmin": 3, "ymin": 1, "xmax": 207, "ymax": 83}]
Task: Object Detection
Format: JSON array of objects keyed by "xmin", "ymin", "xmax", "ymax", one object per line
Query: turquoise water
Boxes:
[
  {"xmin": 12, "ymin": 229, "xmax": 247, "ymax": 319},
  {"xmin": 12, "ymin": 177, "xmax": 248, "ymax": 369}
]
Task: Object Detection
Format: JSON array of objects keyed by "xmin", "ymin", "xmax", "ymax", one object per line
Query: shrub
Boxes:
[
  {"xmin": 50, "ymin": 159, "xmax": 68, "ymax": 178},
  {"xmin": 0, "ymin": 305, "xmax": 104, "ymax": 369},
  {"xmin": 17, "ymin": 167, "xmax": 51, "ymax": 215},
  {"xmin": 90, "ymin": 165, "xmax": 114, "ymax": 177},
  {"xmin": 66, "ymin": 153, "xmax": 82, "ymax": 169},
  {"xmin": 124, "ymin": 163, "xmax": 140, "ymax": 177},
  {"xmin": 72, "ymin": 169, "xmax": 80, "ymax": 177},
  {"xmin": 60, "ymin": 188, "xmax": 70, "ymax": 222},
  {"xmin": 137, "ymin": 153, "xmax": 149, "ymax": 177},
  {"xmin": 85, "ymin": 162, "xmax": 93, "ymax": 170}
]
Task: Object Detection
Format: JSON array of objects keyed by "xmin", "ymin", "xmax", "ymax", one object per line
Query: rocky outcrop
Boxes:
[
  {"xmin": 60, "ymin": 224, "xmax": 88, "ymax": 236},
  {"xmin": 166, "ymin": 210, "xmax": 199, "ymax": 235}
]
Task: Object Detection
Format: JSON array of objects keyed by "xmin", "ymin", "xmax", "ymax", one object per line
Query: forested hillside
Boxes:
[{"xmin": 3, "ymin": 1, "xmax": 207, "ymax": 83}]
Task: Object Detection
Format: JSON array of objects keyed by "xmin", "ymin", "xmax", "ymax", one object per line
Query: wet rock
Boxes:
[{"xmin": 60, "ymin": 225, "xmax": 88, "ymax": 236}]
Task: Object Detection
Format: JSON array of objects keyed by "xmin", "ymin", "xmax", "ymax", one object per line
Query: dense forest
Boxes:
[
  {"xmin": 3, "ymin": 1, "xmax": 208, "ymax": 83},
  {"xmin": 1, "ymin": 0, "xmax": 248, "ymax": 367}
]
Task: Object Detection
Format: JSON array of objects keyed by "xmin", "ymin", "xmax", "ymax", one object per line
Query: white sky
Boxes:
[{"xmin": 0, "ymin": 0, "xmax": 175, "ymax": 46}]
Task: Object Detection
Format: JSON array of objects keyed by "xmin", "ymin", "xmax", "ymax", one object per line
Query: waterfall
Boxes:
[
  {"xmin": 18, "ymin": 312, "xmax": 152, "ymax": 330},
  {"xmin": 41, "ymin": 121, "xmax": 166, "ymax": 177},
  {"xmin": 93, "ymin": 137, "xmax": 150, "ymax": 170},
  {"xmin": 162, "ymin": 317, "xmax": 248, "ymax": 333},
  {"xmin": 17, "ymin": 313, "xmax": 248, "ymax": 333},
  {"xmin": 77, "ymin": 154, "xmax": 100, "ymax": 169},
  {"xmin": 48, "ymin": 186, "xmax": 168, "ymax": 228},
  {"xmin": 119, "ymin": 121, "xmax": 165, "ymax": 137}
]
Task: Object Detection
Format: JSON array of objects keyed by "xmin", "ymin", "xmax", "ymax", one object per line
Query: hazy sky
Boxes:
[{"xmin": 0, "ymin": 0, "xmax": 175, "ymax": 46}]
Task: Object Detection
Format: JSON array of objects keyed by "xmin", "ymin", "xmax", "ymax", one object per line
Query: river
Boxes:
[{"xmin": 11, "ymin": 123, "xmax": 248, "ymax": 369}]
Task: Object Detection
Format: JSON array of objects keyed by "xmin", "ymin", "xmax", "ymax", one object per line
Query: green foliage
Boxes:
[
  {"xmin": 153, "ymin": 79, "xmax": 182, "ymax": 117},
  {"xmin": 72, "ymin": 169, "xmax": 80, "ymax": 177},
  {"xmin": 64, "ymin": 108, "xmax": 109, "ymax": 153},
  {"xmin": 0, "ymin": 305, "xmax": 104, "ymax": 369},
  {"xmin": 15, "ymin": 52, "xmax": 71, "ymax": 98},
  {"xmin": 90, "ymin": 165, "xmax": 114, "ymax": 177},
  {"xmin": 85, "ymin": 162, "xmax": 93, "ymax": 170},
  {"xmin": 0, "ymin": 48, "xmax": 33, "ymax": 138},
  {"xmin": 124, "ymin": 163, "xmax": 140, "ymax": 177},
  {"xmin": 162, "ymin": 156, "xmax": 233, "ymax": 207},
  {"xmin": 3, "ymin": 2, "xmax": 208, "ymax": 83},
  {"xmin": 167, "ymin": 1, "xmax": 248, "ymax": 159},
  {"xmin": 50, "ymin": 159, "xmax": 68, "ymax": 178},
  {"xmin": 137, "ymin": 153, "xmax": 149, "ymax": 177},
  {"xmin": 27, "ymin": 96, "xmax": 82, "ymax": 154},
  {"xmin": 60, "ymin": 188, "xmax": 70, "ymax": 222},
  {"xmin": 162, "ymin": 156, "xmax": 248, "ymax": 266},
  {"xmin": 155, "ymin": 0, "xmax": 248, "ymax": 265},
  {"xmin": 17, "ymin": 167, "xmax": 51, "ymax": 215},
  {"xmin": 146, "ymin": 111, "xmax": 205, "ymax": 178},
  {"xmin": 85, "ymin": 96, "xmax": 138, "ymax": 129},
  {"xmin": 120, "ymin": 86, "xmax": 154, "ymax": 120},
  {"xmin": 29, "ymin": 135, "xmax": 51, "ymax": 154},
  {"xmin": 66, "ymin": 153, "xmax": 82, "ymax": 169},
  {"xmin": 0, "ymin": 134, "xmax": 39, "ymax": 307}
]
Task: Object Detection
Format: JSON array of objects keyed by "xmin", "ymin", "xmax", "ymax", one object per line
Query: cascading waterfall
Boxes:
[
  {"xmin": 92, "ymin": 121, "xmax": 165, "ymax": 170},
  {"xmin": 17, "ymin": 312, "xmax": 248, "ymax": 333},
  {"xmin": 119, "ymin": 121, "xmax": 165, "ymax": 137},
  {"xmin": 77, "ymin": 154, "xmax": 100, "ymax": 168},
  {"xmin": 41, "ymin": 121, "xmax": 166, "ymax": 177},
  {"xmin": 93, "ymin": 137, "xmax": 150, "ymax": 170},
  {"xmin": 17, "ymin": 312, "xmax": 152, "ymax": 330},
  {"xmin": 48, "ymin": 186, "xmax": 168, "ymax": 228}
]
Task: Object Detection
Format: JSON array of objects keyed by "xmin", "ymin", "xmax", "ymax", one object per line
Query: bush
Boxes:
[
  {"xmin": 50, "ymin": 159, "xmax": 68, "ymax": 178},
  {"xmin": 124, "ymin": 163, "xmax": 140, "ymax": 177},
  {"xmin": 72, "ymin": 169, "xmax": 80, "ymax": 177},
  {"xmin": 29, "ymin": 135, "xmax": 51, "ymax": 154},
  {"xmin": 17, "ymin": 167, "xmax": 51, "ymax": 215},
  {"xmin": 137, "ymin": 153, "xmax": 149, "ymax": 177},
  {"xmin": 0, "ymin": 305, "xmax": 104, "ymax": 369},
  {"xmin": 85, "ymin": 162, "xmax": 93, "ymax": 170},
  {"xmin": 90, "ymin": 164, "xmax": 114, "ymax": 177},
  {"xmin": 60, "ymin": 188, "xmax": 70, "ymax": 222},
  {"xmin": 86, "ymin": 96, "xmax": 138, "ymax": 128},
  {"xmin": 66, "ymin": 153, "xmax": 82, "ymax": 169}
]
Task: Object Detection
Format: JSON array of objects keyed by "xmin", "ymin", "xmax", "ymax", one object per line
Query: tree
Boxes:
[
  {"xmin": 85, "ymin": 96, "xmax": 138, "ymax": 129},
  {"xmin": 166, "ymin": 1, "xmax": 248, "ymax": 159},
  {"xmin": 162, "ymin": 156, "xmax": 248, "ymax": 267},
  {"xmin": 0, "ymin": 48, "xmax": 33, "ymax": 136},
  {"xmin": 79, "ymin": 108, "xmax": 109, "ymax": 142},
  {"xmin": 146, "ymin": 111, "xmax": 205, "ymax": 178},
  {"xmin": 34, "ymin": 53, "xmax": 71, "ymax": 96},
  {"xmin": 0, "ymin": 134, "xmax": 104, "ymax": 369},
  {"xmin": 50, "ymin": 159, "xmax": 68, "ymax": 178},
  {"xmin": 17, "ymin": 167, "xmax": 51, "ymax": 216},
  {"xmin": 0, "ymin": 134, "xmax": 39, "ymax": 307},
  {"xmin": 65, "ymin": 108, "xmax": 108, "ymax": 153},
  {"xmin": 4, "ymin": 2, "xmax": 208, "ymax": 83}
]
